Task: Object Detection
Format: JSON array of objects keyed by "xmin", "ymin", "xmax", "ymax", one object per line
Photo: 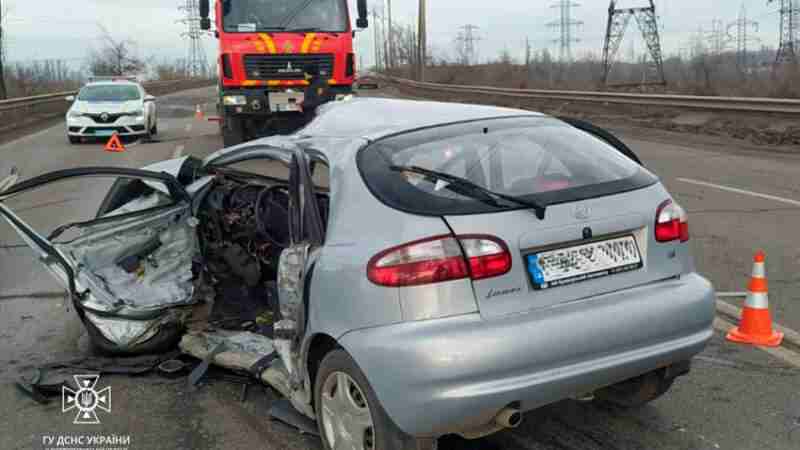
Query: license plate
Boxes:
[
  {"xmin": 95, "ymin": 130, "xmax": 115, "ymax": 137},
  {"xmin": 527, "ymin": 235, "xmax": 642, "ymax": 290},
  {"xmin": 269, "ymin": 92, "xmax": 303, "ymax": 112}
]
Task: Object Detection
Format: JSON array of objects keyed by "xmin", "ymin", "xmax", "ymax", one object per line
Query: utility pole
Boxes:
[
  {"xmin": 0, "ymin": 0, "xmax": 7, "ymax": 99},
  {"xmin": 728, "ymin": 4, "xmax": 759, "ymax": 68},
  {"xmin": 602, "ymin": 1, "xmax": 665, "ymax": 87},
  {"xmin": 417, "ymin": 0, "xmax": 427, "ymax": 81},
  {"xmin": 371, "ymin": 8, "xmax": 382, "ymax": 70},
  {"xmin": 768, "ymin": 0, "xmax": 798, "ymax": 66},
  {"xmin": 386, "ymin": 0, "xmax": 394, "ymax": 68},
  {"xmin": 548, "ymin": 0, "xmax": 582, "ymax": 63},
  {"xmin": 179, "ymin": 0, "xmax": 210, "ymax": 77}
]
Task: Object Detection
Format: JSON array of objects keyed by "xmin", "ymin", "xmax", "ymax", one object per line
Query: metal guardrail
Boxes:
[
  {"xmin": 0, "ymin": 80, "xmax": 199, "ymax": 113},
  {"xmin": 380, "ymin": 75, "xmax": 800, "ymax": 115}
]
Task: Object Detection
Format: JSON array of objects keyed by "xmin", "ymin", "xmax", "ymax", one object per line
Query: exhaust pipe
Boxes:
[{"xmin": 494, "ymin": 407, "xmax": 523, "ymax": 428}]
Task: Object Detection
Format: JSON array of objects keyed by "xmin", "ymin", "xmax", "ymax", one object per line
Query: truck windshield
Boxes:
[{"xmin": 223, "ymin": 0, "xmax": 348, "ymax": 33}]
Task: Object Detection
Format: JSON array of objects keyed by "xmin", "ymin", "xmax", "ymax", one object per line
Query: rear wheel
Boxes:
[
  {"xmin": 594, "ymin": 370, "xmax": 676, "ymax": 408},
  {"xmin": 68, "ymin": 135, "xmax": 80, "ymax": 145},
  {"xmin": 223, "ymin": 115, "xmax": 246, "ymax": 147},
  {"xmin": 315, "ymin": 349, "xmax": 424, "ymax": 450}
]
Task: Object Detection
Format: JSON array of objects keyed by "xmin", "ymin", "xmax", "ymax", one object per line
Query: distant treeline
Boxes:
[{"xmin": 386, "ymin": 47, "xmax": 800, "ymax": 98}]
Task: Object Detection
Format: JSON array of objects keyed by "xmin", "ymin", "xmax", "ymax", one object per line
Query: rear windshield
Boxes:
[
  {"xmin": 358, "ymin": 117, "xmax": 657, "ymax": 216},
  {"xmin": 78, "ymin": 85, "xmax": 141, "ymax": 102}
]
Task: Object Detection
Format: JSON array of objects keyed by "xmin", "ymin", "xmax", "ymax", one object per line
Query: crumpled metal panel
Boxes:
[
  {"xmin": 58, "ymin": 206, "xmax": 198, "ymax": 315},
  {"xmin": 276, "ymin": 244, "xmax": 310, "ymax": 322},
  {"xmin": 84, "ymin": 309, "xmax": 188, "ymax": 348}
]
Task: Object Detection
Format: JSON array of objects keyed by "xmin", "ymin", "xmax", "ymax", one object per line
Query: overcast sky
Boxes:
[{"xmin": 2, "ymin": 0, "xmax": 788, "ymax": 69}]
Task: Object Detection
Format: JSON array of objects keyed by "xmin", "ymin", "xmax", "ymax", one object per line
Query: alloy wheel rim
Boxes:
[{"xmin": 320, "ymin": 371, "xmax": 375, "ymax": 450}]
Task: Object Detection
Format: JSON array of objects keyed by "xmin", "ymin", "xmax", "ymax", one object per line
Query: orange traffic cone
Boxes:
[
  {"xmin": 195, "ymin": 104, "xmax": 204, "ymax": 120},
  {"xmin": 104, "ymin": 133, "xmax": 125, "ymax": 153},
  {"xmin": 726, "ymin": 251, "xmax": 784, "ymax": 347}
]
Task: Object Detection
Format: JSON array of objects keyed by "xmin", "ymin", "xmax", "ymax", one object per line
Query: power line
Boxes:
[
  {"xmin": 768, "ymin": 0, "xmax": 798, "ymax": 65},
  {"xmin": 602, "ymin": 1, "xmax": 665, "ymax": 87},
  {"xmin": 455, "ymin": 24, "xmax": 481, "ymax": 65},
  {"xmin": 728, "ymin": 4, "xmax": 760, "ymax": 68},
  {"xmin": 548, "ymin": 0, "xmax": 582, "ymax": 62},
  {"xmin": 178, "ymin": 0, "xmax": 209, "ymax": 77},
  {"xmin": 705, "ymin": 19, "xmax": 727, "ymax": 55}
]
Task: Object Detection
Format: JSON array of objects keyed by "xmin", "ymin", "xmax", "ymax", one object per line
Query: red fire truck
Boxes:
[{"xmin": 199, "ymin": 0, "xmax": 368, "ymax": 146}]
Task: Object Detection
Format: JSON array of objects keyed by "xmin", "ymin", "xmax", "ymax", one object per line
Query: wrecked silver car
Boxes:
[{"xmin": 0, "ymin": 98, "xmax": 714, "ymax": 450}]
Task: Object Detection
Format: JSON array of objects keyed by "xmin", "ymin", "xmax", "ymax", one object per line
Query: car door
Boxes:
[
  {"xmin": 203, "ymin": 145, "xmax": 325, "ymax": 383},
  {"xmin": 0, "ymin": 167, "xmax": 191, "ymax": 310}
]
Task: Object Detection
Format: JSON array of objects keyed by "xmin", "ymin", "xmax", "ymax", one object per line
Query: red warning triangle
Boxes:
[{"xmin": 104, "ymin": 133, "xmax": 125, "ymax": 153}]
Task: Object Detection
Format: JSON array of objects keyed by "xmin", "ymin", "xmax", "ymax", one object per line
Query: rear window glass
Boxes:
[{"xmin": 358, "ymin": 117, "xmax": 656, "ymax": 216}]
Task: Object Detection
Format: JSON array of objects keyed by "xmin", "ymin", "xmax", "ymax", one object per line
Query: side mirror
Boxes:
[
  {"xmin": 199, "ymin": 0, "xmax": 211, "ymax": 30},
  {"xmin": 65, "ymin": 95, "xmax": 75, "ymax": 102},
  {"xmin": 144, "ymin": 95, "xmax": 156, "ymax": 102},
  {"xmin": 356, "ymin": 0, "xmax": 368, "ymax": 28}
]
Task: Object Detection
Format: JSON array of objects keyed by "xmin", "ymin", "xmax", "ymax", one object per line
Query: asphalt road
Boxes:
[{"xmin": 0, "ymin": 86, "xmax": 799, "ymax": 450}]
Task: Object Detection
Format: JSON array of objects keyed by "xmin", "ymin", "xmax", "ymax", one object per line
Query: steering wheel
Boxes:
[{"xmin": 256, "ymin": 185, "xmax": 291, "ymax": 248}]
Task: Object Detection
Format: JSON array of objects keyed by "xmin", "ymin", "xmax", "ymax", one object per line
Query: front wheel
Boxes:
[
  {"xmin": 315, "ymin": 349, "xmax": 423, "ymax": 450},
  {"xmin": 68, "ymin": 135, "xmax": 80, "ymax": 144}
]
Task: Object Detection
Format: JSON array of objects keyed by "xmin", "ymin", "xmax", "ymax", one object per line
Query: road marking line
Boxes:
[
  {"xmin": 713, "ymin": 318, "xmax": 800, "ymax": 368},
  {"xmin": 173, "ymin": 145, "xmax": 185, "ymax": 158},
  {"xmin": 677, "ymin": 177, "xmax": 800, "ymax": 207}
]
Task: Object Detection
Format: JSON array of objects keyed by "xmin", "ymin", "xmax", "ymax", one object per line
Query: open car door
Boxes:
[{"xmin": 0, "ymin": 167, "xmax": 195, "ymax": 353}]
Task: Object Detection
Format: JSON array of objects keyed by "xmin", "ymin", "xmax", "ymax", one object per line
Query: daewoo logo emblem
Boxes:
[{"xmin": 574, "ymin": 205, "xmax": 590, "ymax": 220}]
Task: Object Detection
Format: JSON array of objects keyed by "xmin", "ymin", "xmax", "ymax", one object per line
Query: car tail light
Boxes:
[
  {"xmin": 367, "ymin": 235, "xmax": 511, "ymax": 287},
  {"xmin": 458, "ymin": 235, "xmax": 512, "ymax": 280},
  {"xmin": 655, "ymin": 200, "xmax": 689, "ymax": 243}
]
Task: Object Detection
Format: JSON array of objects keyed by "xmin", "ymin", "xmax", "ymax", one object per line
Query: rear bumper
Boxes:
[{"xmin": 339, "ymin": 273, "xmax": 715, "ymax": 437}]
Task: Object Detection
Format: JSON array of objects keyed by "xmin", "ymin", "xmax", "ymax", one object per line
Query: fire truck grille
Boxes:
[{"xmin": 243, "ymin": 54, "xmax": 335, "ymax": 80}]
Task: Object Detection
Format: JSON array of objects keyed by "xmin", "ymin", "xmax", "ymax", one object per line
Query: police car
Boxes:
[{"xmin": 65, "ymin": 77, "xmax": 158, "ymax": 144}]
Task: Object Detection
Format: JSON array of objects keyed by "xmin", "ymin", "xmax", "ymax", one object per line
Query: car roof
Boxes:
[{"xmin": 299, "ymin": 97, "xmax": 546, "ymax": 141}]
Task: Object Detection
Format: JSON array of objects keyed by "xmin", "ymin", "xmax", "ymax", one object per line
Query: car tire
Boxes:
[
  {"xmin": 594, "ymin": 370, "xmax": 676, "ymax": 408},
  {"xmin": 223, "ymin": 116, "xmax": 246, "ymax": 147},
  {"xmin": 314, "ymin": 349, "xmax": 423, "ymax": 450},
  {"xmin": 68, "ymin": 135, "xmax": 80, "ymax": 145}
]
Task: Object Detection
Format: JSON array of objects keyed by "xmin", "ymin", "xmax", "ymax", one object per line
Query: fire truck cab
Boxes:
[{"xmin": 200, "ymin": 0, "xmax": 368, "ymax": 146}]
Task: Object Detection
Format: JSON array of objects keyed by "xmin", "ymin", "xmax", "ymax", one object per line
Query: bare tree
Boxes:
[{"xmin": 88, "ymin": 25, "xmax": 145, "ymax": 76}]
